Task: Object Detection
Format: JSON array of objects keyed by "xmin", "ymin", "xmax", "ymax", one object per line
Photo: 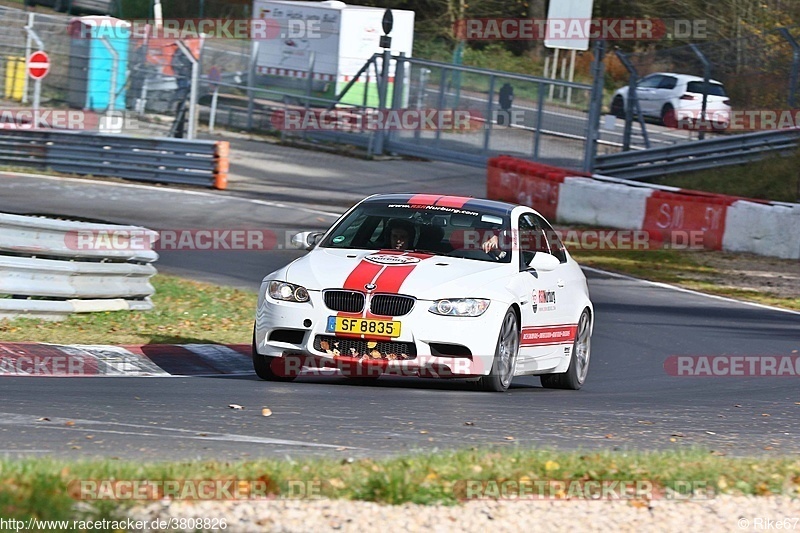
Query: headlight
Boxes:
[
  {"xmin": 428, "ymin": 298, "xmax": 490, "ymax": 317},
  {"xmin": 267, "ymin": 281, "xmax": 310, "ymax": 303}
]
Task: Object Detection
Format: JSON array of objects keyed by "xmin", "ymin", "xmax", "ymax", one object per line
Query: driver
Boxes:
[{"xmin": 386, "ymin": 219, "xmax": 416, "ymax": 250}]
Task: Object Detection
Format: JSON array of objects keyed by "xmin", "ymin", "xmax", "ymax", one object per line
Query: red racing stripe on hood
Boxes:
[{"xmin": 408, "ymin": 194, "xmax": 442, "ymax": 205}]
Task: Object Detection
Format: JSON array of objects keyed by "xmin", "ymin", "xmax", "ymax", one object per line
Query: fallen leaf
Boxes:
[
  {"xmin": 65, "ymin": 421, "xmax": 75, "ymax": 427},
  {"xmin": 85, "ymin": 435, "xmax": 94, "ymax": 440},
  {"xmin": 261, "ymin": 408, "xmax": 272, "ymax": 417},
  {"xmin": 671, "ymin": 432, "xmax": 685, "ymax": 437},
  {"xmin": 706, "ymin": 431, "xmax": 716, "ymax": 435},
  {"xmin": 37, "ymin": 417, "xmax": 50, "ymax": 422},
  {"xmin": 335, "ymin": 447, "xmax": 348, "ymax": 451},
  {"xmin": 367, "ymin": 341, "xmax": 377, "ymax": 349},
  {"xmin": 604, "ymin": 434, "xmax": 614, "ymax": 439},
  {"xmin": 637, "ymin": 420, "xmax": 654, "ymax": 425},
  {"xmin": 464, "ymin": 421, "xmax": 475, "ymax": 426},
  {"xmin": 544, "ymin": 460, "xmax": 559, "ymax": 471},
  {"xmin": 669, "ymin": 438, "xmax": 677, "ymax": 442},
  {"xmin": 420, "ymin": 430, "xmax": 428, "ymax": 434},
  {"xmin": 228, "ymin": 404, "xmax": 244, "ymax": 410},
  {"xmin": 504, "ymin": 436, "xmax": 515, "ymax": 441},
  {"xmin": 734, "ymin": 404, "xmax": 742, "ymax": 408},
  {"xmin": 762, "ymin": 413, "xmax": 771, "ymax": 417}
]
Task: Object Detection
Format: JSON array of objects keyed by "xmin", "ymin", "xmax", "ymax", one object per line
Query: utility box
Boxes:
[
  {"xmin": 253, "ymin": 0, "xmax": 414, "ymax": 106},
  {"xmin": 67, "ymin": 16, "xmax": 129, "ymax": 111}
]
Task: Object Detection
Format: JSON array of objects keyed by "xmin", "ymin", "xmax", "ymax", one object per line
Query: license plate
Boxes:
[{"xmin": 326, "ymin": 316, "xmax": 401, "ymax": 337}]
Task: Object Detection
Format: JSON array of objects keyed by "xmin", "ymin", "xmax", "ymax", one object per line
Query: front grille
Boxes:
[
  {"xmin": 323, "ymin": 290, "xmax": 365, "ymax": 313},
  {"xmin": 369, "ymin": 294, "xmax": 416, "ymax": 317},
  {"xmin": 314, "ymin": 335, "xmax": 416, "ymax": 360}
]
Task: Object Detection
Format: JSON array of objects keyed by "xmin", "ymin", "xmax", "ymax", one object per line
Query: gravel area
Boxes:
[
  {"xmin": 690, "ymin": 251, "xmax": 800, "ymax": 300},
  {"xmin": 128, "ymin": 495, "xmax": 800, "ymax": 532}
]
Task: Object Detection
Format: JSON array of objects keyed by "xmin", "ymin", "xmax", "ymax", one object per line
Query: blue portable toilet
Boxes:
[{"xmin": 67, "ymin": 16, "xmax": 129, "ymax": 111}]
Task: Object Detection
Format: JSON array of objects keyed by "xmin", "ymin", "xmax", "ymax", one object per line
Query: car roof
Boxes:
[
  {"xmin": 362, "ymin": 194, "xmax": 518, "ymax": 217},
  {"xmin": 648, "ymin": 72, "xmax": 725, "ymax": 85}
]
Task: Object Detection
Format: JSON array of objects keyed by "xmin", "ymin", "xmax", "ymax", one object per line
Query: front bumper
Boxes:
[{"xmin": 254, "ymin": 289, "xmax": 508, "ymax": 378}]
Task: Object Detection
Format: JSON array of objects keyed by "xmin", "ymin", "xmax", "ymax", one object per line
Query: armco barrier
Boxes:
[
  {"xmin": 0, "ymin": 213, "xmax": 159, "ymax": 321},
  {"xmin": 487, "ymin": 155, "xmax": 800, "ymax": 259},
  {"xmin": 0, "ymin": 129, "xmax": 228, "ymax": 189}
]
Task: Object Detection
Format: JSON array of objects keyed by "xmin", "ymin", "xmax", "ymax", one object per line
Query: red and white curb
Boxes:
[{"xmin": 0, "ymin": 343, "xmax": 252, "ymax": 377}]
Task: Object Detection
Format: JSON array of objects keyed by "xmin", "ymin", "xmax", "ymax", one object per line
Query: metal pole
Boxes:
[
  {"xmin": 549, "ymin": 48, "xmax": 559, "ymax": 100},
  {"xmin": 246, "ymin": 40, "xmax": 259, "ymax": 131},
  {"xmin": 209, "ymin": 87, "xmax": 219, "ymax": 133},
  {"xmin": 434, "ymin": 67, "xmax": 446, "ymax": 145},
  {"xmin": 778, "ymin": 28, "xmax": 800, "ymax": 108},
  {"xmin": 374, "ymin": 48, "xmax": 391, "ymax": 155},
  {"xmin": 582, "ymin": 40, "xmax": 605, "ymax": 173},
  {"xmin": 22, "ymin": 13, "xmax": 33, "ymax": 104},
  {"xmin": 306, "ymin": 50, "xmax": 315, "ymax": 108},
  {"xmin": 483, "ymin": 74, "xmax": 495, "ymax": 151},
  {"xmin": 176, "ymin": 40, "xmax": 200, "ymax": 140},
  {"xmin": 99, "ymin": 37, "xmax": 119, "ymax": 113},
  {"xmin": 567, "ymin": 49, "xmax": 576, "ymax": 105},
  {"xmin": 533, "ymin": 81, "xmax": 545, "ymax": 160},
  {"xmin": 616, "ymin": 49, "xmax": 650, "ymax": 151},
  {"xmin": 690, "ymin": 44, "xmax": 711, "ymax": 141},
  {"xmin": 389, "ymin": 52, "xmax": 405, "ymax": 146}
]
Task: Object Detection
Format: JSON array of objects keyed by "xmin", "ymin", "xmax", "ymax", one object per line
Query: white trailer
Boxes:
[{"xmin": 252, "ymin": 0, "xmax": 414, "ymax": 106}]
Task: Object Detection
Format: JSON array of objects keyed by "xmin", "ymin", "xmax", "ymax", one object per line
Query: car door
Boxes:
[
  {"xmin": 635, "ymin": 74, "xmax": 663, "ymax": 116},
  {"xmin": 513, "ymin": 213, "xmax": 565, "ymax": 373},
  {"xmin": 653, "ymin": 75, "xmax": 678, "ymax": 117}
]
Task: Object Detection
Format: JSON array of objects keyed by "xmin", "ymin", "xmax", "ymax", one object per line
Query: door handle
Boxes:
[{"xmin": 557, "ymin": 279, "xmax": 565, "ymax": 288}]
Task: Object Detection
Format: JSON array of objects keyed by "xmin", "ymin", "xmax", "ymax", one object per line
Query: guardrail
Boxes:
[
  {"xmin": 0, "ymin": 213, "xmax": 158, "ymax": 320},
  {"xmin": 0, "ymin": 129, "xmax": 229, "ymax": 189},
  {"xmin": 594, "ymin": 129, "xmax": 800, "ymax": 180}
]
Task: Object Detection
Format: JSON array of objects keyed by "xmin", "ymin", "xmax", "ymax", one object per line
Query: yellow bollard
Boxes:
[{"xmin": 5, "ymin": 57, "xmax": 25, "ymax": 101}]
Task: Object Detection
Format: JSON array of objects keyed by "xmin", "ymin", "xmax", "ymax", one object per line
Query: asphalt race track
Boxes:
[{"xmin": 1, "ymin": 172, "xmax": 798, "ymax": 460}]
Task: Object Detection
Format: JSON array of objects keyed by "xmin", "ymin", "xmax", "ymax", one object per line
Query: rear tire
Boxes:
[
  {"xmin": 661, "ymin": 104, "xmax": 675, "ymax": 127},
  {"xmin": 540, "ymin": 309, "xmax": 591, "ymax": 390},
  {"xmin": 478, "ymin": 309, "xmax": 519, "ymax": 392},
  {"xmin": 610, "ymin": 95, "xmax": 625, "ymax": 118},
  {"xmin": 252, "ymin": 327, "xmax": 296, "ymax": 382}
]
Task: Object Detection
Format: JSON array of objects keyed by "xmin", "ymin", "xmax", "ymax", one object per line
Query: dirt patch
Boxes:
[{"xmin": 686, "ymin": 251, "xmax": 800, "ymax": 300}]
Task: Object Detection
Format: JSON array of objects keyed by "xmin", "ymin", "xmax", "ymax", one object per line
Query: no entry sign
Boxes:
[{"xmin": 27, "ymin": 51, "xmax": 50, "ymax": 80}]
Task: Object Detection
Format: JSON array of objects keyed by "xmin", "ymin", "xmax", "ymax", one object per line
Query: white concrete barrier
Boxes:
[
  {"xmin": 558, "ymin": 177, "xmax": 653, "ymax": 229},
  {"xmin": 723, "ymin": 201, "xmax": 800, "ymax": 260}
]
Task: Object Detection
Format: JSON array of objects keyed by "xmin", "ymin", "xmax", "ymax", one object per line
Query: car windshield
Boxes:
[
  {"xmin": 319, "ymin": 200, "xmax": 512, "ymax": 263},
  {"xmin": 686, "ymin": 81, "xmax": 727, "ymax": 97}
]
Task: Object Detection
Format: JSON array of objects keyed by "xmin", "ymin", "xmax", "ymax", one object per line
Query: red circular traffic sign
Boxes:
[{"xmin": 27, "ymin": 51, "xmax": 50, "ymax": 80}]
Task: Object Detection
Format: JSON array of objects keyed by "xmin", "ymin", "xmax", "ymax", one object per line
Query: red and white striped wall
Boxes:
[{"xmin": 487, "ymin": 156, "xmax": 800, "ymax": 260}]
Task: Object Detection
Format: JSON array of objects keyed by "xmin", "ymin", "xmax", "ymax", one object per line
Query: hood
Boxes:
[{"xmin": 285, "ymin": 248, "xmax": 513, "ymax": 300}]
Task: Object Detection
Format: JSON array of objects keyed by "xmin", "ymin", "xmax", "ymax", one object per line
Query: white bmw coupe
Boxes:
[{"xmin": 253, "ymin": 194, "xmax": 593, "ymax": 392}]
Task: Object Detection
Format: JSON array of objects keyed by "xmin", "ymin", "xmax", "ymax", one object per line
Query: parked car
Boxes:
[
  {"xmin": 253, "ymin": 194, "xmax": 594, "ymax": 392},
  {"xmin": 25, "ymin": 0, "xmax": 116, "ymax": 16},
  {"xmin": 610, "ymin": 73, "xmax": 731, "ymax": 129}
]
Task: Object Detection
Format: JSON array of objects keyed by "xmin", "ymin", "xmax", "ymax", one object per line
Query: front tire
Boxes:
[
  {"xmin": 540, "ymin": 309, "xmax": 591, "ymax": 390},
  {"xmin": 252, "ymin": 327, "xmax": 296, "ymax": 382},
  {"xmin": 478, "ymin": 309, "xmax": 519, "ymax": 392}
]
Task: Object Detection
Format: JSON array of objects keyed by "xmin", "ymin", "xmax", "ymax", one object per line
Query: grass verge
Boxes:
[
  {"xmin": 0, "ymin": 274, "xmax": 258, "ymax": 345},
  {"xmin": 569, "ymin": 248, "xmax": 800, "ymax": 311},
  {"xmin": 1, "ymin": 448, "xmax": 798, "ymax": 521},
  {"xmin": 647, "ymin": 150, "xmax": 800, "ymax": 203}
]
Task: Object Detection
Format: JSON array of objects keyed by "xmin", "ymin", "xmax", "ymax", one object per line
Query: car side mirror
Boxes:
[
  {"xmin": 527, "ymin": 252, "xmax": 560, "ymax": 272},
  {"xmin": 291, "ymin": 231, "xmax": 324, "ymax": 250}
]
